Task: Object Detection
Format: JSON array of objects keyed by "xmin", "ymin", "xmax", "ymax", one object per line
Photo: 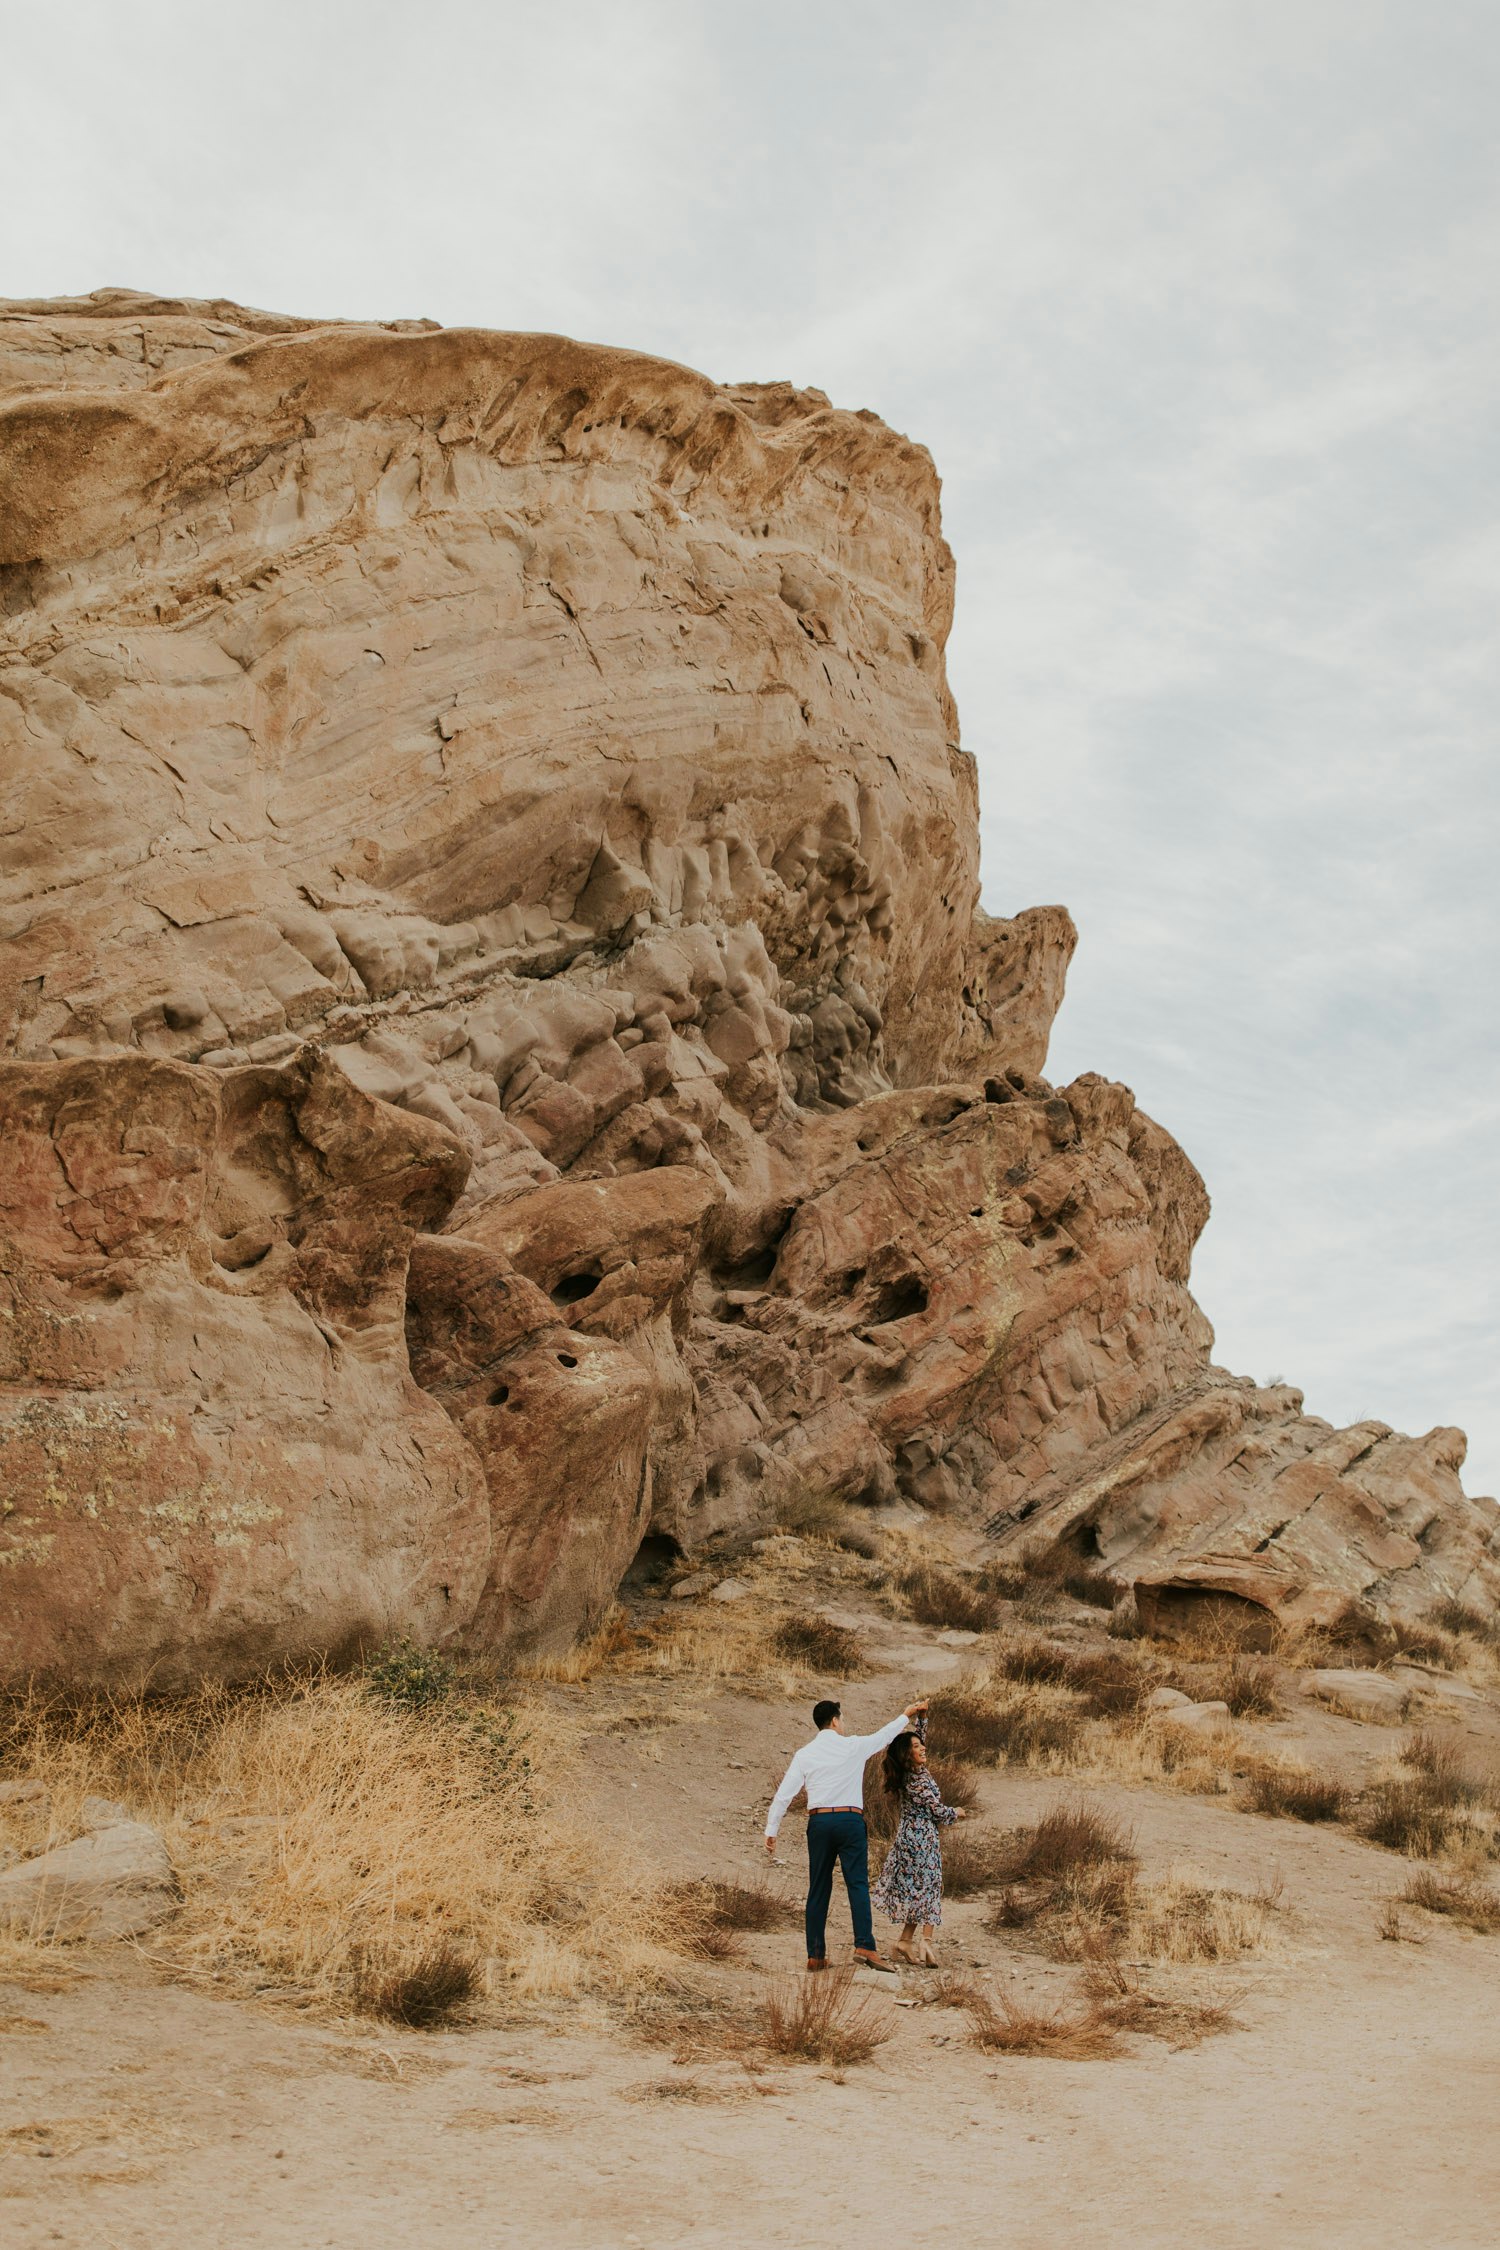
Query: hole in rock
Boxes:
[
  {"xmin": 970, "ymin": 1207, "xmax": 984, "ymax": 1218},
  {"xmin": 488, "ymin": 1383, "xmax": 510, "ymax": 1407},
  {"xmin": 865, "ymin": 1274, "xmax": 929, "ymax": 1324},
  {"xmin": 551, "ymin": 1269, "xmax": 602, "ymax": 1308},
  {"xmin": 716, "ymin": 1208, "xmax": 795, "ymax": 1291},
  {"xmin": 557, "ymin": 1352, "xmax": 579, "ymax": 1369},
  {"xmin": 506, "ymin": 1395, "xmax": 525, "ymax": 1413},
  {"xmin": 620, "ymin": 1532, "xmax": 683, "ymax": 1593}
]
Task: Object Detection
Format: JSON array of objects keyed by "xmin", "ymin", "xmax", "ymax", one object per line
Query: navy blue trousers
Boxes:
[{"xmin": 804, "ymin": 1810, "xmax": 875, "ymax": 1958}]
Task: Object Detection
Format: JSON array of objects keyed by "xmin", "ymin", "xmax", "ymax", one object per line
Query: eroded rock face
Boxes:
[{"xmin": 1, "ymin": 290, "xmax": 1495, "ymax": 1682}]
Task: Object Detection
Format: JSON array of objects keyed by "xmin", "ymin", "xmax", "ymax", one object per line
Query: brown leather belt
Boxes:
[{"xmin": 808, "ymin": 1805, "xmax": 863, "ymax": 1815}]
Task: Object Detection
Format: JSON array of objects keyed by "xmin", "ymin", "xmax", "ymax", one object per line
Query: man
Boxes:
[{"xmin": 764, "ymin": 1694, "xmax": 929, "ymax": 1973}]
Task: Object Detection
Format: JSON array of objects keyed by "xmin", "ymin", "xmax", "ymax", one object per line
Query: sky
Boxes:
[{"xmin": 5, "ymin": 0, "xmax": 1497, "ymax": 1493}]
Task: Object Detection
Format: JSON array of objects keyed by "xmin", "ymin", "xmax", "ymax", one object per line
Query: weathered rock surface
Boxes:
[
  {"xmin": 1, "ymin": 289, "xmax": 1496, "ymax": 1682},
  {"xmin": 1306, "ymin": 1670, "xmax": 1411, "ymax": 1725},
  {"xmin": 0, "ymin": 1812, "xmax": 178, "ymax": 1939}
]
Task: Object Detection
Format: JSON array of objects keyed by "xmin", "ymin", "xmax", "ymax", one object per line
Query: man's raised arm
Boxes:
[{"xmin": 846, "ymin": 1697, "xmax": 929, "ymax": 1755}]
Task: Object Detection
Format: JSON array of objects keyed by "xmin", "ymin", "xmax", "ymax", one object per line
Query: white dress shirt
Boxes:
[{"xmin": 764, "ymin": 1712, "xmax": 914, "ymax": 1838}]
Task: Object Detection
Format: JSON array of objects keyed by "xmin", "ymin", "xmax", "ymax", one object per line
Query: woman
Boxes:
[{"xmin": 871, "ymin": 1713, "xmax": 965, "ymax": 1964}]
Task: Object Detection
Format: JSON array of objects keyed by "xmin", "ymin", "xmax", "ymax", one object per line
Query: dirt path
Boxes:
[{"xmin": 5, "ymin": 1612, "xmax": 1500, "ymax": 2248}]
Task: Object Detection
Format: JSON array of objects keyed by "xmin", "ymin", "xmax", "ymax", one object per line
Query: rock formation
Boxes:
[{"xmin": 1, "ymin": 289, "xmax": 1495, "ymax": 1684}]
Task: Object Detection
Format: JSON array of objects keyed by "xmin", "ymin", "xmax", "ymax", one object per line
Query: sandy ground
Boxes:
[{"xmin": 4, "ymin": 1599, "xmax": 1500, "ymax": 2250}]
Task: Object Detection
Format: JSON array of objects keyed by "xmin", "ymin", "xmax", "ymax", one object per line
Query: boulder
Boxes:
[
  {"xmin": 670, "ymin": 1571, "xmax": 717, "ymax": 1602},
  {"xmin": 1161, "ymin": 1699, "xmax": 1233, "ymax": 1734},
  {"xmin": 1307, "ymin": 1670, "xmax": 1410, "ymax": 1725},
  {"xmin": 0, "ymin": 291, "xmax": 1495, "ymax": 1685},
  {"xmin": 0, "ymin": 1818, "xmax": 178, "ymax": 1939}
]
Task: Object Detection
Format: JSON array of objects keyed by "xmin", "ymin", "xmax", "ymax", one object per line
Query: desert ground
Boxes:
[{"xmin": 4, "ymin": 1530, "xmax": 1499, "ymax": 2250}]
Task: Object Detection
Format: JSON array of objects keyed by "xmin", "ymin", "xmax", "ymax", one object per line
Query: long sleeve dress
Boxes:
[{"xmin": 871, "ymin": 1716, "xmax": 959, "ymax": 1927}]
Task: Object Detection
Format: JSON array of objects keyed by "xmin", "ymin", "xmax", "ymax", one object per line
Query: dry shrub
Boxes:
[
  {"xmin": 1400, "ymin": 1870, "xmax": 1500, "ymax": 1934},
  {"xmin": 993, "ymin": 1854, "xmax": 1279, "ymax": 1969},
  {"xmin": 973, "ymin": 1558, "xmax": 1028, "ymax": 1602},
  {"xmin": 1239, "ymin": 1761, "xmax": 1349, "ymax": 1824},
  {"xmin": 773, "ymin": 1487, "xmax": 849, "ymax": 1541},
  {"xmin": 1127, "ymin": 1870, "xmax": 1282, "ymax": 1964},
  {"xmin": 698, "ymin": 1880, "xmax": 797, "ymax": 1933},
  {"xmin": 1305, "ymin": 1602, "xmax": 1465, "ymax": 1672},
  {"xmin": 1079, "ymin": 1947, "xmax": 1235, "ymax": 2047},
  {"xmin": 1425, "ymin": 1599, "xmax": 1500, "ymax": 1651},
  {"xmin": 922, "ymin": 1971, "xmax": 987, "ymax": 2010},
  {"xmin": 1403, "ymin": 1732, "xmax": 1489, "ymax": 1807},
  {"xmin": 1211, "ymin": 1656, "xmax": 1284, "ymax": 1719},
  {"xmin": 1356, "ymin": 1739, "xmax": 1492, "ymax": 1860},
  {"xmin": 964, "ymin": 1985, "xmax": 1120, "ymax": 2060},
  {"xmin": 991, "ymin": 1861, "xmax": 1138, "ymax": 1957},
  {"xmin": 940, "ymin": 1826, "xmax": 1027, "ymax": 1899},
  {"xmin": 896, "ymin": 1566, "xmax": 999, "ymax": 1634},
  {"xmin": 0, "ymin": 1674, "xmax": 680, "ymax": 2013},
  {"xmin": 664, "ymin": 1878, "xmax": 794, "ymax": 1948},
  {"xmin": 1060, "ymin": 1566, "xmax": 1121, "ymax": 1611},
  {"xmin": 991, "ymin": 1639, "xmax": 1150, "ymax": 1721},
  {"xmin": 350, "ymin": 1940, "xmax": 479, "ymax": 2027},
  {"xmin": 1358, "ymin": 1782, "xmax": 1466, "ymax": 1859},
  {"xmin": 771, "ymin": 1614, "xmax": 865, "ymax": 1676},
  {"xmin": 517, "ymin": 1605, "xmax": 640, "ymax": 1684},
  {"xmin": 761, "ymin": 1967, "xmax": 893, "ymax": 2065},
  {"xmin": 996, "ymin": 1801, "xmax": 1138, "ymax": 1884},
  {"xmin": 617, "ymin": 1601, "xmax": 775, "ymax": 1683},
  {"xmin": 929, "ymin": 1680, "xmax": 1082, "ymax": 1768}
]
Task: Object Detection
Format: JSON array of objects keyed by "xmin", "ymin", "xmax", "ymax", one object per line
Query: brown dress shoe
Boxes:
[
  {"xmin": 806, "ymin": 1956, "xmax": 828, "ymax": 1972},
  {"xmin": 852, "ymin": 1948, "xmax": 899, "ymax": 1974}
]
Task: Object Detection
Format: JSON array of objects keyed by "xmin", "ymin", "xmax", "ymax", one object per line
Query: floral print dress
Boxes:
[{"xmin": 871, "ymin": 1716, "xmax": 959, "ymax": 1927}]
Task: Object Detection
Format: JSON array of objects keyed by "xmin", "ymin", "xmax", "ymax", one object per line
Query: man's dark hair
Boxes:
[{"xmin": 813, "ymin": 1699, "xmax": 841, "ymax": 1730}]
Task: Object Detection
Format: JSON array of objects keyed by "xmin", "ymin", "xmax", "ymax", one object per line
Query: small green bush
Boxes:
[{"xmin": 364, "ymin": 1641, "xmax": 456, "ymax": 1709}]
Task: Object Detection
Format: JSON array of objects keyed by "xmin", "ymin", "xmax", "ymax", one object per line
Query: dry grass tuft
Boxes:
[
  {"xmin": 928, "ymin": 1679, "xmax": 1084, "ymax": 1768},
  {"xmin": 1128, "ymin": 1870, "xmax": 1283, "ymax": 1964},
  {"xmin": 992, "ymin": 1800, "xmax": 1137, "ymax": 1884},
  {"xmin": 350, "ymin": 1940, "xmax": 479, "ymax": 2027},
  {"xmin": 771, "ymin": 1614, "xmax": 866, "ymax": 1676},
  {"xmin": 991, "ymin": 1639, "xmax": 1151, "ymax": 1721},
  {"xmin": 1399, "ymin": 1870, "xmax": 1500, "ymax": 1934},
  {"xmin": 1356, "ymin": 1739, "xmax": 1492, "ymax": 1860},
  {"xmin": 663, "ymin": 1878, "xmax": 795, "ymax": 1952},
  {"xmin": 0, "ymin": 1673, "xmax": 687, "ymax": 2014},
  {"xmin": 990, "ymin": 1854, "xmax": 1281, "ymax": 1968},
  {"xmin": 973, "ymin": 1558, "xmax": 1029, "ymax": 1602},
  {"xmin": 963, "ymin": 1985, "xmax": 1121, "ymax": 2060},
  {"xmin": 1238, "ymin": 1761, "xmax": 1349, "ymax": 1824},
  {"xmin": 1210, "ymin": 1656, "xmax": 1284, "ymax": 1719},
  {"xmin": 761, "ymin": 1967, "xmax": 893, "ymax": 2065},
  {"xmin": 1078, "ymin": 1946, "xmax": 1235, "ymax": 2046},
  {"xmin": 1059, "ymin": 1565, "xmax": 1122, "ymax": 1611},
  {"xmin": 772, "ymin": 1487, "xmax": 850, "ymax": 1542},
  {"xmin": 1425, "ymin": 1598, "xmax": 1500, "ymax": 1651},
  {"xmin": 939, "ymin": 1826, "xmax": 1029, "ymax": 1899},
  {"xmin": 896, "ymin": 1565, "xmax": 999, "ymax": 1634}
]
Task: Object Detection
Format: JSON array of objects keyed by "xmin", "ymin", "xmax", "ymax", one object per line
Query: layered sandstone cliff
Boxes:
[{"xmin": 2, "ymin": 290, "xmax": 1495, "ymax": 1684}]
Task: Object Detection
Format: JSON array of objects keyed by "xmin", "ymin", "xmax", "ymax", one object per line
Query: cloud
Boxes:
[{"xmin": 4, "ymin": 0, "xmax": 1495, "ymax": 1491}]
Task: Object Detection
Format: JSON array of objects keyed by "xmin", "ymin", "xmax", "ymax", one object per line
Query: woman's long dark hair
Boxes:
[{"xmin": 882, "ymin": 1729, "xmax": 919, "ymax": 1797}]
